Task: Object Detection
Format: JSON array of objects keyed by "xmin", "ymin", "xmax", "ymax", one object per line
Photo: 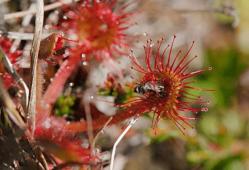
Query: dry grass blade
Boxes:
[
  {"xmin": 0, "ymin": 78, "xmax": 25, "ymax": 128},
  {"xmin": 0, "ymin": 48, "xmax": 29, "ymax": 108},
  {"xmin": 109, "ymin": 117, "xmax": 138, "ymax": 170},
  {"xmin": 28, "ymin": 0, "xmax": 44, "ymax": 136},
  {"xmin": 0, "ymin": 30, "xmax": 52, "ymax": 40},
  {"xmin": 83, "ymin": 95, "xmax": 94, "ymax": 154},
  {"xmin": 0, "ymin": 31, "xmax": 34, "ymax": 40},
  {"xmin": 92, "ymin": 117, "xmax": 113, "ymax": 148}
]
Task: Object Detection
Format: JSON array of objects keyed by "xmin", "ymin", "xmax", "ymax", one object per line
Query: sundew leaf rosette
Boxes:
[
  {"xmin": 65, "ymin": 36, "xmax": 211, "ymax": 133},
  {"xmin": 58, "ymin": 0, "xmax": 134, "ymax": 59}
]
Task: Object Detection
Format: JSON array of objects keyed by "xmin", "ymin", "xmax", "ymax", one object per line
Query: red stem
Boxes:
[
  {"xmin": 65, "ymin": 101, "xmax": 148, "ymax": 133},
  {"xmin": 42, "ymin": 50, "xmax": 82, "ymax": 114}
]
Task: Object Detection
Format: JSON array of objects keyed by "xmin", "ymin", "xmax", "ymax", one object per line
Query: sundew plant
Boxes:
[{"xmin": 3, "ymin": 0, "xmax": 241, "ymax": 170}]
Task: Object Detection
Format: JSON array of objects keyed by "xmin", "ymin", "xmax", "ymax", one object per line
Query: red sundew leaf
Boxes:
[
  {"xmin": 126, "ymin": 37, "xmax": 210, "ymax": 129},
  {"xmin": 56, "ymin": 0, "xmax": 135, "ymax": 60},
  {"xmin": 33, "ymin": 115, "xmax": 97, "ymax": 164},
  {"xmin": 34, "ymin": 105, "xmax": 104, "ymax": 164},
  {"xmin": 65, "ymin": 36, "xmax": 211, "ymax": 133},
  {"xmin": 1, "ymin": 73, "xmax": 15, "ymax": 89}
]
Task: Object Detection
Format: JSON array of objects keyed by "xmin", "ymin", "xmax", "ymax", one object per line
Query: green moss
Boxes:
[{"xmin": 54, "ymin": 95, "xmax": 76, "ymax": 117}]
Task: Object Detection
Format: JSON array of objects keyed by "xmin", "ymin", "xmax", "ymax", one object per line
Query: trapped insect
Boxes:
[{"xmin": 134, "ymin": 81, "xmax": 166, "ymax": 97}]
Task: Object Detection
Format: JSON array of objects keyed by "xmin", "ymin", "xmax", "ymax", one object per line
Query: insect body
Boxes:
[{"xmin": 134, "ymin": 81, "xmax": 166, "ymax": 97}]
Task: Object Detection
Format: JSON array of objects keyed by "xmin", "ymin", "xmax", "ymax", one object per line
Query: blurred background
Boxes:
[
  {"xmin": 102, "ymin": 0, "xmax": 249, "ymax": 170},
  {"xmin": 1, "ymin": 0, "xmax": 249, "ymax": 170}
]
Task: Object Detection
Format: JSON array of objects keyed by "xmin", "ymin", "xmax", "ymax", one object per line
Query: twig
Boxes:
[
  {"xmin": 0, "ymin": 30, "xmax": 50, "ymax": 40},
  {"xmin": 4, "ymin": 0, "xmax": 79, "ymax": 21},
  {"xmin": 173, "ymin": 6, "xmax": 234, "ymax": 15},
  {"xmin": 10, "ymin": 3, "xmax": 36, "ymax": 52},
  {"xmin": 33, "ymin": 146, "xmax": 49, "ymax": 170},
  {"xmin": 92, "ymin": 117, "xmax": 113, "ymax": 148},
  {"xmin": 173, "ymin": 5, "xmax": 239, "ymax": 27},
  {"xmin": 109, "ymin": 117, "xmax": 138, "ymax": 170},
  {"xmin": 0, "ymin": 31, "xmax": 33, "ymax": 40},
  {"xmin": 0, "ymin": 48, "xmax": 29, "ymax": 108},
  {"xmin": 52, "ymin": 162, "xmax": 83, "ymax": 170},
  {"xmin": 28, "ymin": 0, "xmax": 44, "ymax": 136}
]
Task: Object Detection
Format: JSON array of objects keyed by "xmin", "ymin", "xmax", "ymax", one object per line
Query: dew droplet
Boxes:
[
  {"xmin": 82, "ymin": 61, "xmax": 88, "ymax": 66},
  {"xmin": 69, "ymin": 82, "xmax": 74, "ymax": 87},
  {"xmin": 143, "ymin": 32, "xmax": 148, "ymax": 37},
  {"xmin": 81, "ymin": 53, "xmax": 86, "ymax": 59}
]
